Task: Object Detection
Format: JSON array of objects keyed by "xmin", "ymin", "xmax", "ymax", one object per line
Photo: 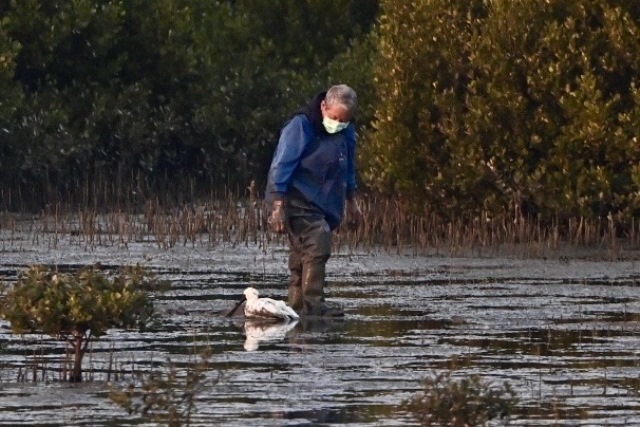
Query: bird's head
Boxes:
[{"xmin": 243, "ymin": 287, "xmax": 260, "ymax": 300}]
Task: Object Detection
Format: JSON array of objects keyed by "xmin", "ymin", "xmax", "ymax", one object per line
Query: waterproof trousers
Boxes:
[{"xmin": 286, "ymin": 199, "xmax": 341, "ymax": 316}]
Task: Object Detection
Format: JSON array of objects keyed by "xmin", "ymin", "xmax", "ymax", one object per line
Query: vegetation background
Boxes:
[{"xmin": 1, "ymin": 0, "xmax": 639, "ymax": 231}]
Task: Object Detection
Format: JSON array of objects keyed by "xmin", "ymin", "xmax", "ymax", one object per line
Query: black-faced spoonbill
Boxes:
[{"xmin": 242, "ymin": 287, "xmax": 299, "ymax": 321}]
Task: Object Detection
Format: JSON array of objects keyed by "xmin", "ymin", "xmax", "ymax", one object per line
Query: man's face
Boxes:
[{"xmin": 321, "ymin": 100, "xmax": 352, "ymax": 123}]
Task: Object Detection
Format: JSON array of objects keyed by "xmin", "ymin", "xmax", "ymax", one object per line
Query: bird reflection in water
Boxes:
[
  {"xmin": 242, "ymin": 316, "xmax": 346, "ymax": 351},
  {"xmin": 243, "ymin": 319, "xmax": 299, "ymax": 351}
]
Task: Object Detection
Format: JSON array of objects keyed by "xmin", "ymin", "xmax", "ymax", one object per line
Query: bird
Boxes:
[{"xmin": 242, "ymin": 287, "xmax": 300, "ymax": 321}]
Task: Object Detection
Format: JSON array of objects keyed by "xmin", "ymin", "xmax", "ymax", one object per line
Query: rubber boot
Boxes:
[
  {"xmin": 287, "ymin": 248, "xmax": 304, "ymax": 312},
  {"xmin": 301, "ymin": 263, "xmax": 344, "ymax": 318},
  {"xmin": 288, "ymin": 268, "xmax": 304, "ymax": 313}
]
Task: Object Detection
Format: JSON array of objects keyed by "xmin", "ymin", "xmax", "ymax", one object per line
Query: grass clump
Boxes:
[
  {"xmin": 110, "ymin": 350, "xmax": 217, "ymax": 427},
  {"xmin": 404, "ymin": 371, "xmax": 519, "ymax": 426}
]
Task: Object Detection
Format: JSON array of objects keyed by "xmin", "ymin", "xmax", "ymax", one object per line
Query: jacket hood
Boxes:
[{"xmin": 296, "ymin": 92, "xmax": 327, "ymax": 136}]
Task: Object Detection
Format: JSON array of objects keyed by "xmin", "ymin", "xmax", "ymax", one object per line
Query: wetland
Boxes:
[{"xmin": 1, "ymin": 213, "xmax": 639, "ymax": 426}]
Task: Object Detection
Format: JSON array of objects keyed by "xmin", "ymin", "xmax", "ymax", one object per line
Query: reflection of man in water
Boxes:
[{"xmin": 265, "ymin": 84, "xmax": 363, "ymax": 317}]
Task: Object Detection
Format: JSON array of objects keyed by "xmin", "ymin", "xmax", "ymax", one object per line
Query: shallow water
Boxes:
[{"xmin": 1, "ymin": 226, "xmax": 640, "ymax": 426}]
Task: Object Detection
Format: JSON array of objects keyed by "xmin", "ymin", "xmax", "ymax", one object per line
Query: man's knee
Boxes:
[{"xmin": 303, "ymin": 221, "xmax": 332, "ymax": 263}]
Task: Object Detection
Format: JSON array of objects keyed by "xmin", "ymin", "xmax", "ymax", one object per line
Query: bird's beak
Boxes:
[{"xmin": 223, "ymin": 295, "xmax": 246, "ymax": 317}]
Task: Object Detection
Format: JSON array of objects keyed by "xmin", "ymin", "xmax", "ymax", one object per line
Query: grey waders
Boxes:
[
  {"xmin": 289, "ymin": 261, "xmax": 343, "ymax": 317},
  {"xmin": 288, "ymin": 262, "xmax": 304, "ymax": 312},
  {"xmin": 286, "ymin": 202, "xmax": 344, "ymax": 318},
  {"xmin": 301, "ymin": 262, "xmax": 344, "ymax": 317}
]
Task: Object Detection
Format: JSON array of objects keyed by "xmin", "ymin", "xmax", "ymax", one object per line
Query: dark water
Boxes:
[{"xmin": 1, "ymin": 227, "xmax": 640, "ymax": 426}]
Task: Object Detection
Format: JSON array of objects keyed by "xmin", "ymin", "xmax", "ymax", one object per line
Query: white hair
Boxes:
[{"xmin": 325, "ymin": 84, "xmax": 357, "ymax": 113}]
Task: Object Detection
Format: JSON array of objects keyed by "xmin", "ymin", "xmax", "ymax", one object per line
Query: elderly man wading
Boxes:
[{"xmin": 266, "ymin": 84, "xmax": 363, "ymax": 317}]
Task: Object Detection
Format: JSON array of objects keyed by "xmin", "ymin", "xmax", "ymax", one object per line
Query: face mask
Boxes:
[{"xmin": 323, "ymin": 117, "xmax": 349, "ymax": 134}]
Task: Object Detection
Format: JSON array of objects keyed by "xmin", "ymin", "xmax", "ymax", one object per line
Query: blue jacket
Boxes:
[{"xmin": 266, "ymin": 97, "xmax": 357, "ymax": 230}]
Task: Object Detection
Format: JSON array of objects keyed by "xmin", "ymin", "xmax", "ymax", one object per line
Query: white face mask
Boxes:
[{"xmin": 322, "ymin": 117, "xmax": 349, "ymax": 134}]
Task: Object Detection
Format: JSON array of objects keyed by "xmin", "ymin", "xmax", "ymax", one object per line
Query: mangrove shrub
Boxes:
[
  {"xmin": 364, "ymin": 0, "xmax": 640, "ymax": 222},
  {"xmin": 0, "ymin": 265, "xmax": 159, "ymax": 382},
  {"xmin": 0, "ymin": 0, "xmax": 378, "ymax": 209},
  {"xmin": 404, "ymin": 371, "xmax": 519, "ymax": 426}
]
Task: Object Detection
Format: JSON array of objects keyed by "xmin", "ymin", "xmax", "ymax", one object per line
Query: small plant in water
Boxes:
[
  {"xmin": 0, "ymin": 265, "xmax": 159, "ymax": 382},
  {"xmin": 110, "ymin": 350, "xmax": 217, "ymax": 427},
  {"xmin": 403, "ymin": 371, "xmax": 519, "ymax": 426}
]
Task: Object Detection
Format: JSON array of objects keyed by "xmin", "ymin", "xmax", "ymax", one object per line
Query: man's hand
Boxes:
[
  {"xmin": 269, "ymin": 200, "xmax": 287, "ymax": 234},
  {"xmin": 346, "ymin": 198, "xmax": 363, "ymax": 230}
]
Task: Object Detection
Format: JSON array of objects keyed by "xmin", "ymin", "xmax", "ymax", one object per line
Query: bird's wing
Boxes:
[
  {"xmin": 274, "ymin": 300, "xmax": 300, "ymax": 319},
  {"xmin": 245, "ymin": 298, "xmax": 284, "ymax": 319}
]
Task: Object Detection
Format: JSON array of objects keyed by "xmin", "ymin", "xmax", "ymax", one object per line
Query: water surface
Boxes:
[{"xmin": 1, "ymin": 227, "xmax": 639, "ymax": 426}]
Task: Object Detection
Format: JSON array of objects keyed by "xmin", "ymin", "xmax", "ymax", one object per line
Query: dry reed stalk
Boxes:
[
  {"xmin": 31, "ymin": 349, "xmax": 38, "ymax": 383},
  {"xmin": 3, "ymin": 192, "xmax": 640, "ymax": 257},
  {"xmin": 107, "ymin": 346, "xmax": 114, "ymax": 382}
]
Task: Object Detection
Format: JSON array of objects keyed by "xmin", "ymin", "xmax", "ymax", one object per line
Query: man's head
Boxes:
[{"xmin": 321, "ymin": 84, "xmax": 357, "ymax": 132}]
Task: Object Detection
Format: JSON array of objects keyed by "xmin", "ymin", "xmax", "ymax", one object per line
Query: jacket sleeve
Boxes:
[
  {"xmin": 346, "ymin": 126, "xmax": 357, "ymax": 199},
  {"xmin": 268, "ymin": 115, "xmax": 311, "ymax": 197}
]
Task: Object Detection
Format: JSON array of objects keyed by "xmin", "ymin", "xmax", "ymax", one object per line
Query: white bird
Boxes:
[{"xmin": 242, "ymin": 287, "xmax": 300, "ymax": 321}]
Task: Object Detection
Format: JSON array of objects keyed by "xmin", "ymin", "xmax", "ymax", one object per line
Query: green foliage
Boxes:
[
  {"xmin": 0, "ymin": 265, "xmax": 156, "ymax": 337},
  {"xmin": 0, "ymin": 16, "xmax": 22, "ymax": 111},
  {"xmin": 328, "ymin": 31, "xmax": 379, "ymax": 132},
  {"xmin": 466, "ymin": 0, "xmax": 640, "ymax": 220},
  {"xmin": 363, "ymin": 0, "xmax": 488, "ymax": 209},
  {"xmin": 0, "ymin": 13, "xmax": 24, "ymax": 188},
  {"xmin": 234, "ymin": 0, "xmax": 378, "ymax": 73},
  {"xmin": 0, "ymin": 0, "xmax": 379, "ymax": 210},
  {"xmin": 0, "ymin": 264, "xmax": 161, "ymax": 381},
  {"xmin": 365, "ymin": 0, "xmax": 640, "ymax": 221},
  {"xmin": 10, "ymin": 0, "xmax": 640, "ymax": 223},
  {"xmin": 403, "ymin": 372, "xmax": 518, "ymax": 426}
]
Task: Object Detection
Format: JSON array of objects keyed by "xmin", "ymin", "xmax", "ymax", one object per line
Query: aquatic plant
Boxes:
[
  {"xmin": 110, "ymin": 350, "xmax": 217, "ymax": 427},
  {"xmin": 404, "ymin": 371, "xmax": 519, "ymax": 426},
  {"xmin": 0, "ymin": 265, "xmax": 160, "ymax": 382}
]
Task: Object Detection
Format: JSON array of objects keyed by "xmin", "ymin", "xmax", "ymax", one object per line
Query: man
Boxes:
[{"xmin": 265, "ymin": 84, "xmax": 363, "ymax": 317}]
